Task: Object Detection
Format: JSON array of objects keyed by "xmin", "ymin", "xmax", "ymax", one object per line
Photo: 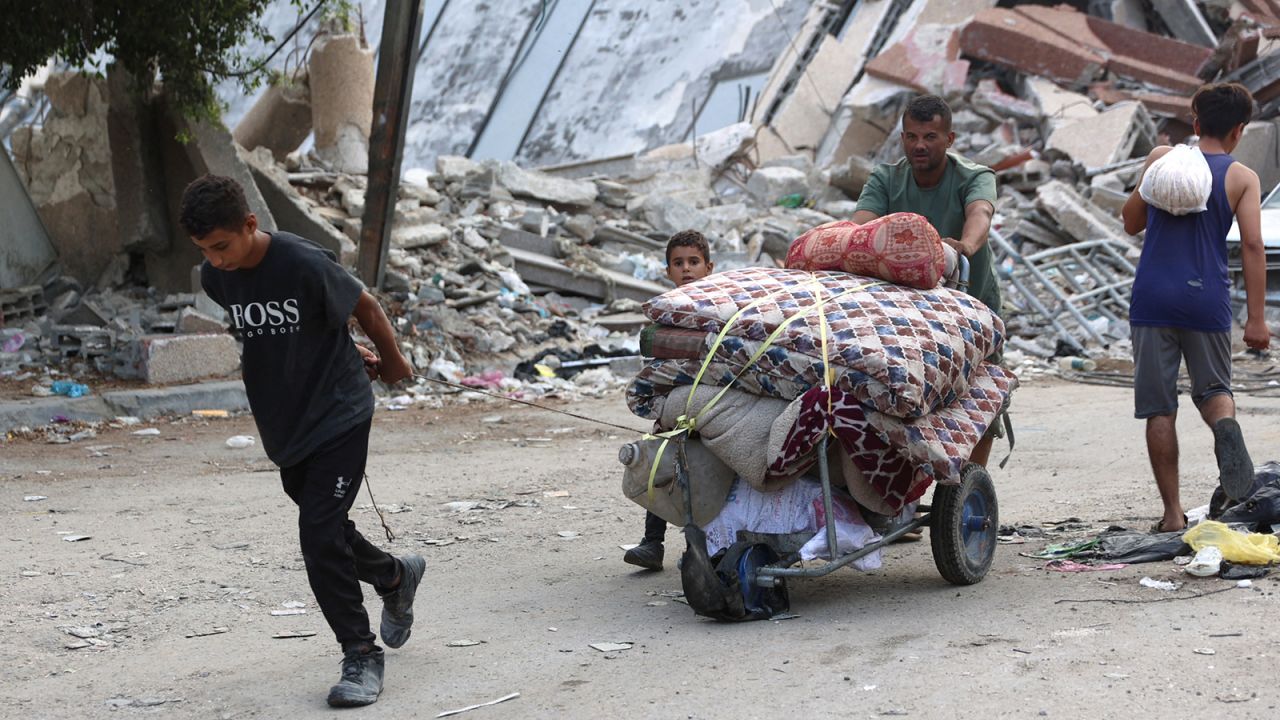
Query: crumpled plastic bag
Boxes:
[
  {"xmin": 1139, "ymin": 144, "xmax": 1212, "ymax": 216},
  {"xmin": 1182, "ymin": 520, "xmax": 1280, "ymax": 565}
]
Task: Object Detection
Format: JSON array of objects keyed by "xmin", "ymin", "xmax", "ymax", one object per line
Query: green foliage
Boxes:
[{"xmin": 0, "ymin": 0, "xmax": 314, "ymax": 121}]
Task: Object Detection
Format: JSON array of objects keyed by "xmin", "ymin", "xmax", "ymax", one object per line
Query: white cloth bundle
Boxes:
[{"xmin": 1139, "ymin": 144, "xmax": 1212, "ymax": 216}]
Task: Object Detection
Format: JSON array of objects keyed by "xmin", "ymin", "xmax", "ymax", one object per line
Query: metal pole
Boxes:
[
  {"xmin": 818, "ymin": 434, "xmax": 839, "ymax": 560},
  {"xmin": 358, "ymin": 0, "xmax": 426, "ymax": 288}
]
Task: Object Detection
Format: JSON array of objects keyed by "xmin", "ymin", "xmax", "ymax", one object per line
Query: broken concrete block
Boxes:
[
  {"xmin": 233, "ymin": 72, "xmax": 312, "ymax": 161},
  {"xmin": 436, "ymin": 155, "xmax": 484, "ymax": 183},
  {"xmin": 636, "ymin": 194, "xmax": 712, "ymax": 238},
  {"xmin": 864, "ymin": 23, "xmax": 970, "ymax": 97},
  {"xmin": 242, "ymin": 147, "xmax": 356, "ymax": 266},
  {"xmin": 1232, "ymin": 120, "xmax": 1280, "ymax": 195},
  {"xmin": 176, "ymin": 307, "xmax": 229, "ymax": 334},
  {"xmin": 763, "ymin": 154, "xmax": 815, "ymax": 175},
  {"xmin": 309, "ymin": 34, "xmax": 374, "ymax": 174},
  {"xmin": 563, "ymin": 214, "xmax": 598, "ymax": 241},
  {"xmin": 133, "ymin": 333, "xmax": 240, "ymax": 385},
  {"xmin": 970, "ymin": 79, "xmax": 1041, "ymax": 124},
  {"xmin": 746, "ymin": 167, "xmax": 809, "ymax": 204},
  {"xmin": 495, "ymin": 162, "xmax": 597, "ymax": 207},
  {"xmin": 828, "ymin": 154, "xmax": 876, "ymax": 199},
  {"xmin": 391, "ymin": 223, "xmax": 451, "ymax": 250},
  {"xmin": 1025, "ymin": 77, "xmax": 1098, "ymax": 135},
  {"xmin": 1035, "ymin": 180, "xmax": 1133, "ymax": 246},
  {"xmin": 1047, "ymin": 101, "xmax": 1156, "ymax": 172},
  {"xmin": 821, "ymin": 76, "xmax": 911, "ymax": 169},
  {"xmin": 594, "ymin": 179, "xmax": 632, "ymax": 208}
]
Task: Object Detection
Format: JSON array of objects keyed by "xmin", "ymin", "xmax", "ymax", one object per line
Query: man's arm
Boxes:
[
  {"xmin": 352, "ymin": 291, "xmax": 414, "ymax": 383},
  {"xmin": 1234, "ymin": 165, "xmax": 1273, "ymax": 350},
  {"xmin": 851, "ymin": 209, "xmax": 880, "ymax": 224},
  {"xmin": 946, "ymin": 200, "xmax": 994, "ymax": 257},
  {"xmin": 1122, "ymin": 145, "xmax": 1173, "ymax": 235}
]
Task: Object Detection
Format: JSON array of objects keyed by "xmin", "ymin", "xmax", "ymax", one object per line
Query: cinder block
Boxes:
[{"xmin": 136, "ymin": 333, "xmax": 240, "ymax": 385}]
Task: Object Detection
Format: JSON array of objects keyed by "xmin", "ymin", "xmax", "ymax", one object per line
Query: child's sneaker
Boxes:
[
  {"xmin": 380, "ymin": 555, "xmax": 426, "ymax": 649},
  {"xmin": 1213, "ymin": 418, "xmax": 1254, "ymax": 502},
  {"xmin": 623, "ymin": 539, "xmax": 664, "ymax": 570},
  {"xmin": 327, "ymin": 646, "xmax": 385, "ymax": 707}
]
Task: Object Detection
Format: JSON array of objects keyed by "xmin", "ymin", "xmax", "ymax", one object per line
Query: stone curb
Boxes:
[{"xmin": 1, "ymin": 380, "xmax": 248, "ymax": 432}]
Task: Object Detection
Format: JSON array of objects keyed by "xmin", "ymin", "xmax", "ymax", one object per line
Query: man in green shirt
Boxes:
[{"xmin": 853, "ymin": 94, "xmax": 1002, "ymax": 468}]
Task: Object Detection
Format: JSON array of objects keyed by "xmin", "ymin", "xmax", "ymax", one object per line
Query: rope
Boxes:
[
  {"xmin": 363, "ymin": 472, "xmax": 396, "ymax": 542},
  {"xmin": 643, "ymin": 278, "xmax": 881, "ymax": 500},
  {"xmin": 411, "ymin": 373, "xmax": 649, "ymax": 435}
]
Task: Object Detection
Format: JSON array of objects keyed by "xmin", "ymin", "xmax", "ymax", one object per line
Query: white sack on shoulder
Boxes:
[{"xmin": 1139, "ymin": 144, "xmax": 1212, "ymax": 216}]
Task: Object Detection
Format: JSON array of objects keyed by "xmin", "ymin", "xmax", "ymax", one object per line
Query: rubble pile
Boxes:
[{"xmin": 8, "ymin": 0, "xmax": 1280, "ymax": 410}]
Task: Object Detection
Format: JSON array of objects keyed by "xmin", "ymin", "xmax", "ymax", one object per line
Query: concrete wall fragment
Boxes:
[
  {"xmin": 11, "ymin": 72, "xmax": 122, "ymax": 287},
  {"xmin": 233, "ymin": 72, "xmax": 312, "ymax": 161},
  {"xmin": 309, "ymin": 34, "xmax": 374, "ymax": 174}
]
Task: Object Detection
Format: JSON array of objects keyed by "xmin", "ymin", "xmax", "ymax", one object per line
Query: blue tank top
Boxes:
[{"xmin": 1129, "ymin": 152, "xmax": 1235, "ymax": 332}]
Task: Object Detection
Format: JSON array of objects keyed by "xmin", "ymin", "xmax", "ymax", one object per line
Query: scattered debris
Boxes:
[
  {"xmin": 272, "ymin": 630, "xmax": 317, "ymax": 639},
  {"xmin": 445, "ymin": 639, "xmax": 484, "ymax": 647},
  {"xmin": 436, "ymin": 692, "xmax": 520, "ymax": 718},
  {"xmin": 185, "ymin": 627, "xmax": 230, "ymax": 638},
  {"xmin": 589, "ymin": 642, "xmax": 633, "ymax": 652},
  {"xmin": 225, "ymin": 435, "xmax": 256, "ymax": 449},
  {"xmin": 1139, "ymin": 577, "xmax": 1179, "ymax": 591},
  {"xmin": 61, "ymin": 535, "xmax": 91, "ymax": 542}
]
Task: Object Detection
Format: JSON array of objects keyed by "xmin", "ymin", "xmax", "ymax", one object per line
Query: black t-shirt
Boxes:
[{"xmin": 201, "ymin": 231, "xmax": 374, "ymax": 468}]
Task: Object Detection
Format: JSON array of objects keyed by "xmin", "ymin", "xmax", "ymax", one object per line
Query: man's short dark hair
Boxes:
[
  {"xmin": 903, "ymin": 94, "xmax": 952, "ymax": 131},
  {"xmin": 1192, "ymin": 83, "xmax": 1254, "ymax": 139},
  {"xmin": 665, "ymin": 230, "xmax": 710, "ymax": 265},
  {"xmin": 180, "ymin": 174, "xmax": 251, "ymax": 238}
]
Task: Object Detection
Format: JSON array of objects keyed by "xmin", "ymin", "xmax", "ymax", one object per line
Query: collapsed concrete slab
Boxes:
[
  {"xmin": 961, "ymin": 5, "xmax": 1211, "ymax": 92},
  {"xmin": 1036, "ymin": 180, "xmax": 1134, "ymax": 247},
  {"xmin": 241, "ymin": 147, "xmax": 357, "ymax": 266},
  {"xmin": 1047, "ymin": 102, "xmax": 1156, "ymax": 172},
  {"xmin": 495, "ymin": 162, "xmax": 598, "ymax": 207},
  {"xmin": 0, "ymin": 147, "xmax": 57, "ymax": 290}
]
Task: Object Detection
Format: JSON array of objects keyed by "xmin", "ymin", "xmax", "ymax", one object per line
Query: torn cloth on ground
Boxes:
[
  {"xmin": 642, "ymin": 267, "xmax": 1004, "ymax": 419},
  {"xmin": 1028, "ymin": 529, "xmax": 1190, "ymax": 564},
  {"xmin": 700, "ymin": 477, "xmax": 884, "ymax": 567}
]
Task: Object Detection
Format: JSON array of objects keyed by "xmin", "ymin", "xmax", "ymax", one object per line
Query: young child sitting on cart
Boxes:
[{"xmin": 623, "ymin": 230, "xmax": 715, "ymax": 570}]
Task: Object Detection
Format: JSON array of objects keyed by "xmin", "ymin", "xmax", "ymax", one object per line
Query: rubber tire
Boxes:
[{"xmin": 930, "ymin": 463, "xmax": 998, "ymax": 586}]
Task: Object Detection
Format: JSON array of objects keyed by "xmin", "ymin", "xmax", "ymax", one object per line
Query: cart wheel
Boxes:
[{"xmin": 930, "ymin": 463, "xmax": 998, "ymax": 585}]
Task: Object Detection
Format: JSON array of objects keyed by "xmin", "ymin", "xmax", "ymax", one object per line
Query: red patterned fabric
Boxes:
[{"xmin": 785, "ymin": 213, "xmax": 946, "ymax": 289}]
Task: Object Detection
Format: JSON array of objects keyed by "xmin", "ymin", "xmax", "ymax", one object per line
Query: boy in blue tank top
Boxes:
[{"xmin": 1122, "ymin": 83, "xmax": 1273, "ymax": 533}]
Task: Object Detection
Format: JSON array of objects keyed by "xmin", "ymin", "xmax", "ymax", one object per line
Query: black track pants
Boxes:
[{"xmin": 280, "ymin": 419, "xmax": 398, "ymax": 651}]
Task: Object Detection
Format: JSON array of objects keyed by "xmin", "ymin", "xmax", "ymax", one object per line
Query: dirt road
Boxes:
[{"xmin": 4, "ymin": 379, "xmax": 1280, "ymax": 719}]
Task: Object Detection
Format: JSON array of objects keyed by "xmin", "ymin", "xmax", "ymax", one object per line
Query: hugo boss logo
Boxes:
[{"xmin": 229, "ymin": 299, "xmax": 302, "ymax": 337}]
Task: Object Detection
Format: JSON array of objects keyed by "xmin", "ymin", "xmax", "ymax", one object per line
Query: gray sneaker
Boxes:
[
  {"xmin": 327, "ymin": 646, "xmax": 384, "ymax": 708},
  {"xmin": 380, "ymin": 555, "xmax": 426, "ymax": 649}
]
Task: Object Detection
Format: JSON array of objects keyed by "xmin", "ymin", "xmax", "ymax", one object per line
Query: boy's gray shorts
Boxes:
[{"xmin": 1131, "ymin": 325, "xmax": 1232, "ymax": 419}]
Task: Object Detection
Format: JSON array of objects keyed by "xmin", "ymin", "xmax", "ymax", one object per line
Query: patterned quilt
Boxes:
[{"xmin": 642, "ymin": 267, "xmax": 1003, "ymax": 419}]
